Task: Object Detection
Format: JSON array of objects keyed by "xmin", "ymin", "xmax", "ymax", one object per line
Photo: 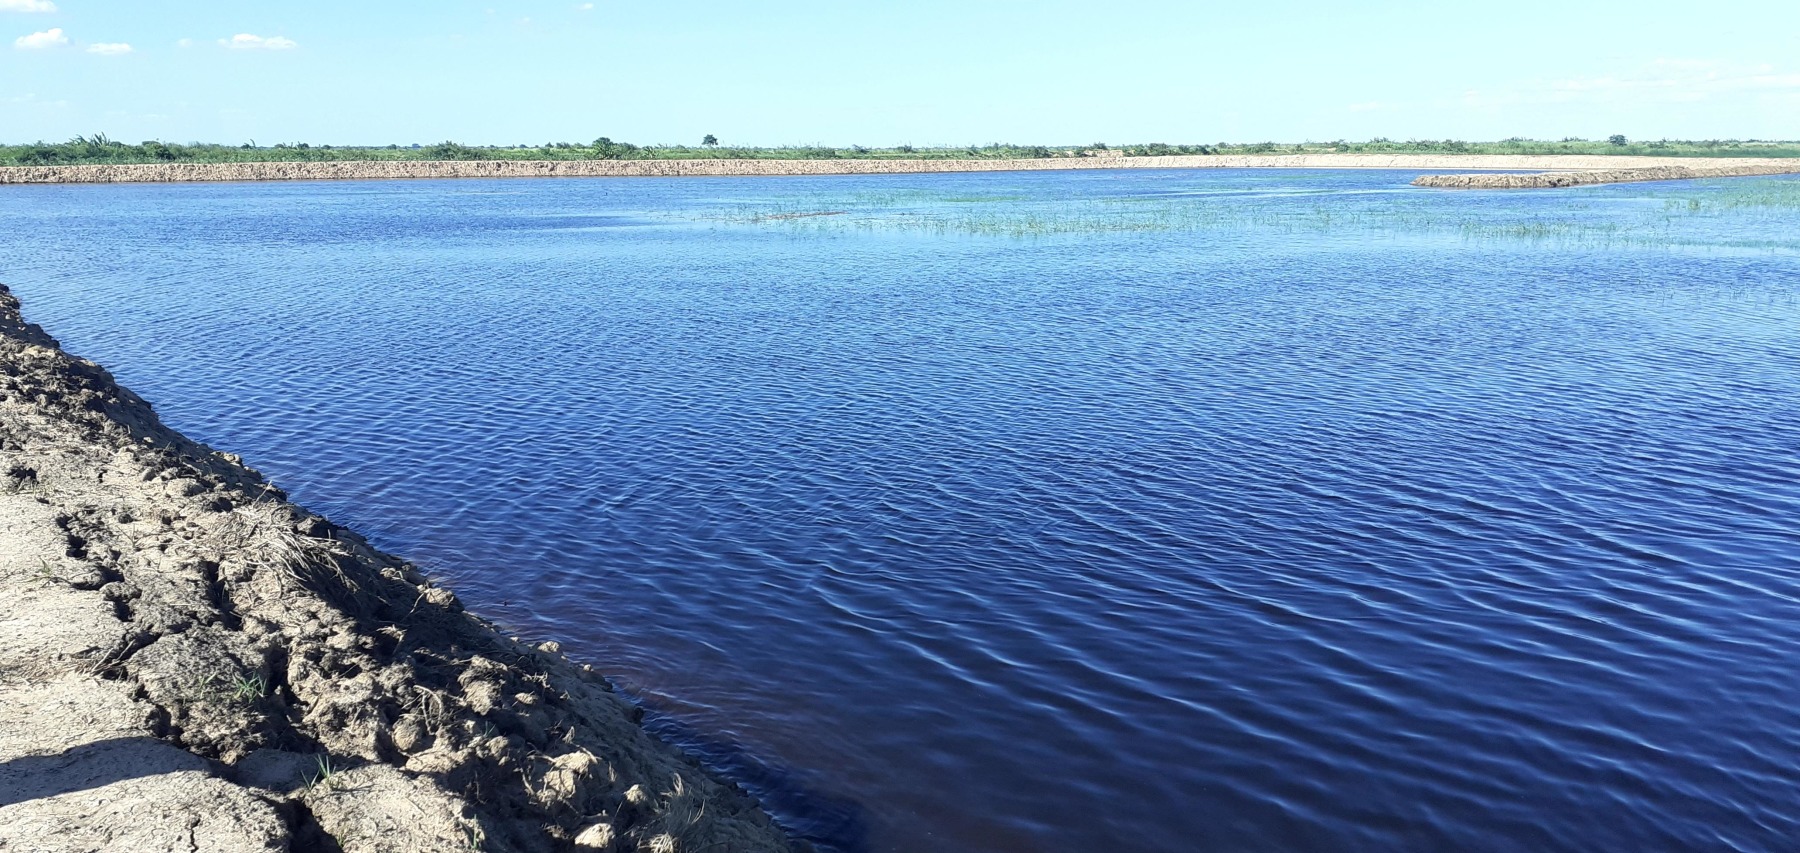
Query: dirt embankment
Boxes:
[
  {"xmin": 1412, "ymin": 161, "xmax": 1800, "ymax": 189},
  {"xmin": 1, "ymin": 154, "xmax": 1796, "ymax": 186},
  {"xmin": 0, "ymin": 282, "xmax": 798, "ymax": 852}
]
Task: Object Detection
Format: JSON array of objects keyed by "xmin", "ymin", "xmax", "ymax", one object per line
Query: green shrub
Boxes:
[{"xmin": 424, "ymin": 141, "xmax": 488, "ymax": 160}]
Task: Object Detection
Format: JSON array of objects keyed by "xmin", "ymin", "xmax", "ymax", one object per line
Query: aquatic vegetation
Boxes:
[
  {"xmin": 688, "ymin": 177, "xmax": 1800, "ymax": 252},
  {"xmin": 1657, "ymin": 177, "xmax": 1800, "ymax": 212}
]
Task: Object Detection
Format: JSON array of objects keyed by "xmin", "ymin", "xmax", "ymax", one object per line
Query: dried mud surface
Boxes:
[
  {"xmin": 0, "ymin": 281, "xmax": 799, "ymax": 852},
  {"xmin": 2, "ymin": 154, "xmax": 1795, "ymax": 186}
]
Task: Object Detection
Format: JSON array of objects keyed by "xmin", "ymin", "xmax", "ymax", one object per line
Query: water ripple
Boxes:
[{"xmin": 3, "ymin": 170, "xmax": 1799, "ymax": 852}]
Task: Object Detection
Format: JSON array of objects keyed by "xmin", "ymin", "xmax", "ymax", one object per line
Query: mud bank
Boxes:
[
  {"xmin": 2, "ymin": 154, "xmax": 1796, "ymax": 185},
  {"xmin": 1412, "ymin": 161, "xmax": 1800, "ymax": 188},
  {"xmin": 0, "ymin": 282, "xmax": 797, "ymax": 851}
]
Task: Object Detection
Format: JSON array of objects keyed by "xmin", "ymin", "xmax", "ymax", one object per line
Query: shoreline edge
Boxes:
[{"xmin": 0, "ymin": 282, "xmax": 802, "ymax": 852}]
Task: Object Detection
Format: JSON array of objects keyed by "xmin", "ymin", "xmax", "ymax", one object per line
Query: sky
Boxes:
[{"xmin": 3, "ymin": 0, "xmax": 1799, "ymax": 147}]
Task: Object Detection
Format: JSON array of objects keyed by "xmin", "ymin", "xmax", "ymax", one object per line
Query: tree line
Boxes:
[{"xmin": 4, "ymin": 134, "xmax": 1796, "ymax": 167}]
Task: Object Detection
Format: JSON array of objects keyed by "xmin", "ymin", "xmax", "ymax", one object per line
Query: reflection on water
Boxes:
[{"xmin": 3, "ymin": 169, "xmax": 1799, "ymax": 852}]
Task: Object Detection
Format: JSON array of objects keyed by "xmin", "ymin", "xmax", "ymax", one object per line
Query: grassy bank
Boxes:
[{"xmin": 6, "ymin": 134, "xmax": 1800, "ymax": 167}]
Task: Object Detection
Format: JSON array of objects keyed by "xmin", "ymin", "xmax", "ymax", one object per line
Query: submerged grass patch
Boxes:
[
  {"xmin": 1657, "ymin": 178, "xmax": 1800, "ymax": 213},
  {"xmin": 687, "ymin": 178, "xmax": 1800, "ymax": 252}
]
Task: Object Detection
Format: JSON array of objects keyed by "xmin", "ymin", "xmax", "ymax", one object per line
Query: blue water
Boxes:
[{"xmin": 4, "ymin": 169, "xmax": 1800, "ymax": 852}]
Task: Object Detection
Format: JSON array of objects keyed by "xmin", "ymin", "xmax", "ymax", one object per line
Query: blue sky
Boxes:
[{"xmin": 4, "ymin": 0, "xmax": 1799, "ymax": 146}]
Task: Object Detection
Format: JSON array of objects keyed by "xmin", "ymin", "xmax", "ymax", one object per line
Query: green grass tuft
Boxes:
[{"xmin": 303, "ymin": 754, "xmax": 341, "ymax": 794}]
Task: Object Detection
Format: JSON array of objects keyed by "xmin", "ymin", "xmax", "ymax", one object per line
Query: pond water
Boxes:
[{"xmin": 4, "ymin": 168, "xmax": 1799, "ymax": 851}]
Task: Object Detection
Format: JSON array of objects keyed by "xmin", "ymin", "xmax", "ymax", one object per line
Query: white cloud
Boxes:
[
  {"xmin": 176, "ymin": 37, "xmax": 192, "ymax": 48},
  {"xmin": 1554, "ymin": 60, "xmax": 1800, "ymax": 100},
  {"xmin": 0, "ymin": 0, "xmax": 58, "ymax": 13},
  {"xmin": 87, "ymin": 42, "xmax": 132, "ymax": 55},
  {"xmin": 5, "ymin": 92, "xmax": 68, "ymax": 107},
  {"xmin": 13, "ymin": 27, "xmax": 66, "ymax": 49},
  {"xmin": 1464, "ymin": 59, "xmax": 1800, "ymax": 109},
  {"xmin": 220, "ymin": 33, "xmax": 297, "ymax": 50},
  {"xmin": 577, "ymin": 3, "xmax": 594, "ymax": 9}
]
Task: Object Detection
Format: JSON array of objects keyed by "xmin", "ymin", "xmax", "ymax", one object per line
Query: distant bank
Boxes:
[
  {"xmin": 3, "ymin": 154, "xmax": 1799, "ymax": 187},
  {"xmin": 1409, "ymin": 161, "xmax": 1800, "ymax": 188}
]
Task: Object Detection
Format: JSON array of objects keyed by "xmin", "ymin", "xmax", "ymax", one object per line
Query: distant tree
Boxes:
[
  {"xmin": 589, "ymin": 137, "xmax": 641, "ymax": 160},
  {"xmin": 140, "ymin": 141, "xmax": 179, "ymax": 161},
  {"xmin": 702, "ymin": 134, "xmax": 718, "ymax": 147},
  {"xmin": 1608, "ymin": 134, "xmax": 1628, "ymax": 146},
  {"xmin": 17, "ymin": 144, "xmax": 62, "ymax": 166},
  {"xmin": 424, "ymin": 141, "xmax": 488, "ymax": 160}
]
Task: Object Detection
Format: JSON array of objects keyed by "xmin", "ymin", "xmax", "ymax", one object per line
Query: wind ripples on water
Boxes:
[{"xmin": 2, "ymin": 169, "xmax": 1799, "ymax": 852}]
